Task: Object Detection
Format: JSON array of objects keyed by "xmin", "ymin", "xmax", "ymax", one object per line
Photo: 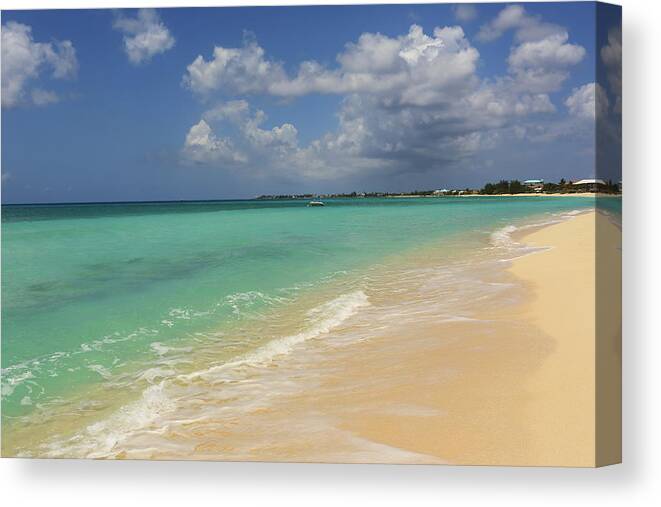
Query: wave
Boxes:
[
  {"xmin": 1, "ymin": 288, "xmax": 294, "ymax": 407},
  {"xmin": 0, "ymin": 327, "xmax": 160, "ymax": 405},
  {"xmin": 182, "ymin": 290, "xmax": 370, "ymax": 381},
  {"xmin": 39, "ymin": 290, "xmax": 371, "ymax": 458},
  {"xmin": 489, "ymin": 208, "xmax": 587, "ymax": 254},
  {"xmin": 243, "ymin": 290, "xmax": 369, "ymax": 365}
]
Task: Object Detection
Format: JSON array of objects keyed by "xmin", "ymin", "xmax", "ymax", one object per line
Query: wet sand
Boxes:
[
  {"xmin": 231, "ymin": 210, "xmax": 621, "ymax": 466},
  {"xmin": 27, "ymin": 210, "xmax": 620, "ymax": 465}
]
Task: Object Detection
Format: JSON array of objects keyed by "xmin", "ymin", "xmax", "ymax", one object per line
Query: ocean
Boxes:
[{"xmin": 1, "ymin": 196, "xmax": 618, "ymax": 458}]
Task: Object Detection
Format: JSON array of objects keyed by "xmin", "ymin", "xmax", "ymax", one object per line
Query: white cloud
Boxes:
[
  {"xmin": 183, "ymin": 101, "xmax": 305, "ymax": 171},
  {"xmin": 601, "ymin": 27, "xmax": 621, "ymax": 92},
  {"xmin": 183, "ymin": 25, "xmax": 480, "ymax": 107},
  {"xmin": 1, "ymin": 21, "xmax": 78, "ymax": 108},
  {"xmin": 476, "ymin": 5, "xmax": 527, "ymax": 41},
  {"xmin": 31, "ymin": 88, "xmax": 59, "ymax": 106},
  {"xmin": 508, "ymin": 32, "xmax": 586, "ymax": 93},
  {"xmin": 113, "ymin": 9, "xmax": 175, "ymax": 65},
  {"xmin": 183, "ymin": 84, "xmax": 558, "ymax": 181},
  {"xmin": 565, "ymin": 82, "xmax": 609, "ymax": 120},
  {"xmin": 184, "ymin": 14, "xmax": 584, "ymax": 103},
  {"xmin": 183, "ymin": 39, "xmax": 287, "ymax": 96},
  {"xmin": 183, "ymin": 119, "xmax": 246, "ymax": 165},
  {"xmin": 476, "ymin": 4, "xmax": 563, "ymax": 43},
  {"xmin": 601, "ymin": 26, "xmax": 622, "ymax": 114},
  {"xmin": 508, "ymin": 32, "xmax": 585, "ymax": 69},
  {"xmin": 453, "ymin": 4, "xmax": 478, "ymax": 22},
  {"xmin": 181, "ymin": 19, "xmax": 587, "ymax": 181},
  {"xmin": 473, "ymin": 7, "xmax": 586, "ymax": 95}
]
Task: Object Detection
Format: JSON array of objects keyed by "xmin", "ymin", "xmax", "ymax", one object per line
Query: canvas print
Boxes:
[{"xmin": 1, "ymin": 2, "xmax": 621, "ymax": 466}]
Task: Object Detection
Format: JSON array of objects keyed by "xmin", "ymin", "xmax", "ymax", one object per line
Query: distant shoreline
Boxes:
[
  {"xmin": 3, "ymin": 193, "xmax": 622, "ymax": 207},
  {"xmin": 452, "ymin": 192, "xmax": 621, "ymax": 198},
  {"xmin": 385, "ymin": 192, "xmax": 620, "ymax": 198}
]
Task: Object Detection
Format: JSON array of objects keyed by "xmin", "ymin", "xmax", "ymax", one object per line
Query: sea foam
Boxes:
[
  {"xmin": 184, "ymin": 290, "xmax": 370, "ymax": 381},
  {"xmin": 41, "ymin": 289, "xmax": 371, "ymax": 458}
]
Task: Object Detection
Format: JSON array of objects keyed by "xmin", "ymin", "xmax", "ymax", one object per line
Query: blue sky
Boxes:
[{"xmin": 2, "ymin": 3, "xmax": 620, "ymax": 203}]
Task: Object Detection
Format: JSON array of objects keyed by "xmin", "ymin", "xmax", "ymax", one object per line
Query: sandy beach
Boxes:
[
  {"xmin": 298, "ymin": 210, "xmax": 621, "ymax": 467},
  {"xmin": 507, "ymin": 211, "xmax": 621, "ymax": 466},
  {"xmin": 3, "ymin": 207, "xmax": 621, "ymax": 465},
  {"xmin": 188, "ymin": 210, "xmax": 620, "ymax": 466},
  {"xmin": 134, "ymin": 210, "xmax": 619, "ymax": 466}
]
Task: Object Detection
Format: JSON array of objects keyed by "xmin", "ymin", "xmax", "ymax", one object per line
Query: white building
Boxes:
[
  {"xmin": 524, "ymin": 179, "xmax": 544, "ymax": 192},
  {"xmin": 572, "ymin": 178, "xmax": 607, "ymax": 192}
]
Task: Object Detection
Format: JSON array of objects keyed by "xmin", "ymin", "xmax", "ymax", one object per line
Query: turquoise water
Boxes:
[{"xmin": 1, "ymin": 196, "xmax": 611, "ymax": 452}]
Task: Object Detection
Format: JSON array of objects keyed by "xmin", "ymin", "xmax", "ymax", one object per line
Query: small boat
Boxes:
[{"xmin": 307, "ymin": 201, "xmax": 325, "ymax": 207}]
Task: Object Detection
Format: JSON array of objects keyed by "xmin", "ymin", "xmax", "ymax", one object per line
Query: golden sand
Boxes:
[
  {"xmin": 63, "ymin": 210, "xmax": 619, "ymax": 466},
  {"xmin": 507, "ymin": 211, "xmax": 621, "ymax": 466},
  {"xmin": 238, "ymin": 210, "xmax": 621, "ymax": 466}
]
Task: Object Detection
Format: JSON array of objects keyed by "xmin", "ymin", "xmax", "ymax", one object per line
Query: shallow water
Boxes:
[{"xmin": 1, "ymin": 196, "xmax": 615, "ymax": 457}]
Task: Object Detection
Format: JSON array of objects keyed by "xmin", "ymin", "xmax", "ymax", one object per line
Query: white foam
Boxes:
[
  {"xmin": 490, "ymin": 209, "xmax": 586, "ymax": 253},
  {"xmin": 87, "ymin": 364, "xmax": 112, "ymax": 380},
  {"xmin": 0, "ymin": 369, "xmax": 34, "ymax": 400},
  {"xmin": 150, "ymin": 342, "xmax": 171, "ymax": 356},
  {"xmin": 186, "ymin": 290, "xmax": 370, "ymax": 381},
  {"xmin": 221, "ymin": 290, "xmax": 289, "ymax": 316},
  {"xmin": 244, "ymin": 290, "xmax": 370, "ymax": 364},
  {"xmin": 42, "ymin": 290, "xmax": 371, "ymax": 458},
  {"xmin": 45, "ymin": 382, "xmax": 176, "ymax": 458},
  {"xmin": 150, "ymin": 342, "xmax": 193, "ymax": 357},
  {"xmin": 137, "ymin": 367, "xmax": 177, "ymax": 384},
  {"xmin": 490, "ymin": 224, "xmax": 518, "ymax": 248}
]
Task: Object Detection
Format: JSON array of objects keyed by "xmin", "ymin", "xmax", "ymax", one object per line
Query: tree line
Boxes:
[{"xmin": 480, "ymin": 179, "xmax": 621, "ymax": 195}]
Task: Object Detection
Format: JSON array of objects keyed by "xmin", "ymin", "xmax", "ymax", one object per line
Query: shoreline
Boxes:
[
  {"xmin": 328, "ymin": 210, "xmax": 620, "ymax": 466},
  {"xmin": 172, "ymin": 209, "xmax": 617, "ymax": 465},
  {"xmin": 507, "ymin": 211, "xmax": 621, "ymax": 466},
  {"xmin": 382, "ymin": 193, "xmax": 618, "ymax": 199},
  {"xmin": 458, "ymin": 193, "xmax": 619, "ymax": 198},
  {"xmin": 4, "ymin": 209, "xmax": 621, "ymax": 464}
]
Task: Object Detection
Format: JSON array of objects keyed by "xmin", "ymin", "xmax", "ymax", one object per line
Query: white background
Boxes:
[{"xmin": 1, "ymin": 0, "xmax": 659, "ymax": 505}]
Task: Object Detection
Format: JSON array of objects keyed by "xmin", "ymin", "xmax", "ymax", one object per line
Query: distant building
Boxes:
[
  {"xmin": 572, "ymin": 178, "xmax": 607, "ymax": 192},
  {"xmin": 523, "ymin": 179, "xmax": 544, "ymax": 192},
  {"xmin": 433, "ymin": 189, "xmax": 450, "ymax": 195}
]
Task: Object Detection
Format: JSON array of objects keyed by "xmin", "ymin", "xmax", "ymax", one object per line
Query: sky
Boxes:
[{"xmin": 1, "ymin": 2, "xmax": 621, "ymax": 203}]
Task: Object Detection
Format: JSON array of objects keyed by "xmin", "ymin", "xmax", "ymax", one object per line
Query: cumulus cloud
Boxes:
[
  {"xmin": 476, "ymin": 4, "xmax": 563, "ymax": 43},
  {"xmin": 1, "ymin": 21, "xmax": 78, "ymax": 108},
  {"xmin": 183, "ymin": 101, "xmax": 302, "ymax": 170},
  {"xmin": 473, "ymin": 6, "xmax": 586, "ymax": 94},
  {"xmin": 565, "ymin": 82, "xmax": 610, "ymax": 120},
  {"xmin": 113, "ymin": 9, "xmax": 175, "ymax": 65},
  {"xmin": 183, "ymin": 25, "xmax": 480, "ymax": 107},
  {"xmin": 453, "ymin": 4, "xmax": 478, "ymax": 22},
  {"xmin": 181, "ymin": 17, "xmax": 587, "ymax": 181},
  {"xmin": 601, "ymin": 26, "xmax": 622, "ymax": 113},
  {"xmin": 183, "ymin": 99, "xmax": 385, "ymax": 179},
  {"xmin": 183, "ymin": 119, "xmax": 246, "ymax": 165},
  {"xmin": 184, "ymin": 11, "xmax": 584, "ymax": 102},
  {"xmin": 477, "ymin": 4, "xmax": 527, "ymax": 41},
  {"xmin": 183, "ymin": 84, "xmax": 558, "ymax": 181},
  {"xmin": 508, "ymin": 32, "xmax": 586, "ymax": 93},
  {"xmin": 508, "ymin": 32, "xmax": 585, "ymax": 69}
]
